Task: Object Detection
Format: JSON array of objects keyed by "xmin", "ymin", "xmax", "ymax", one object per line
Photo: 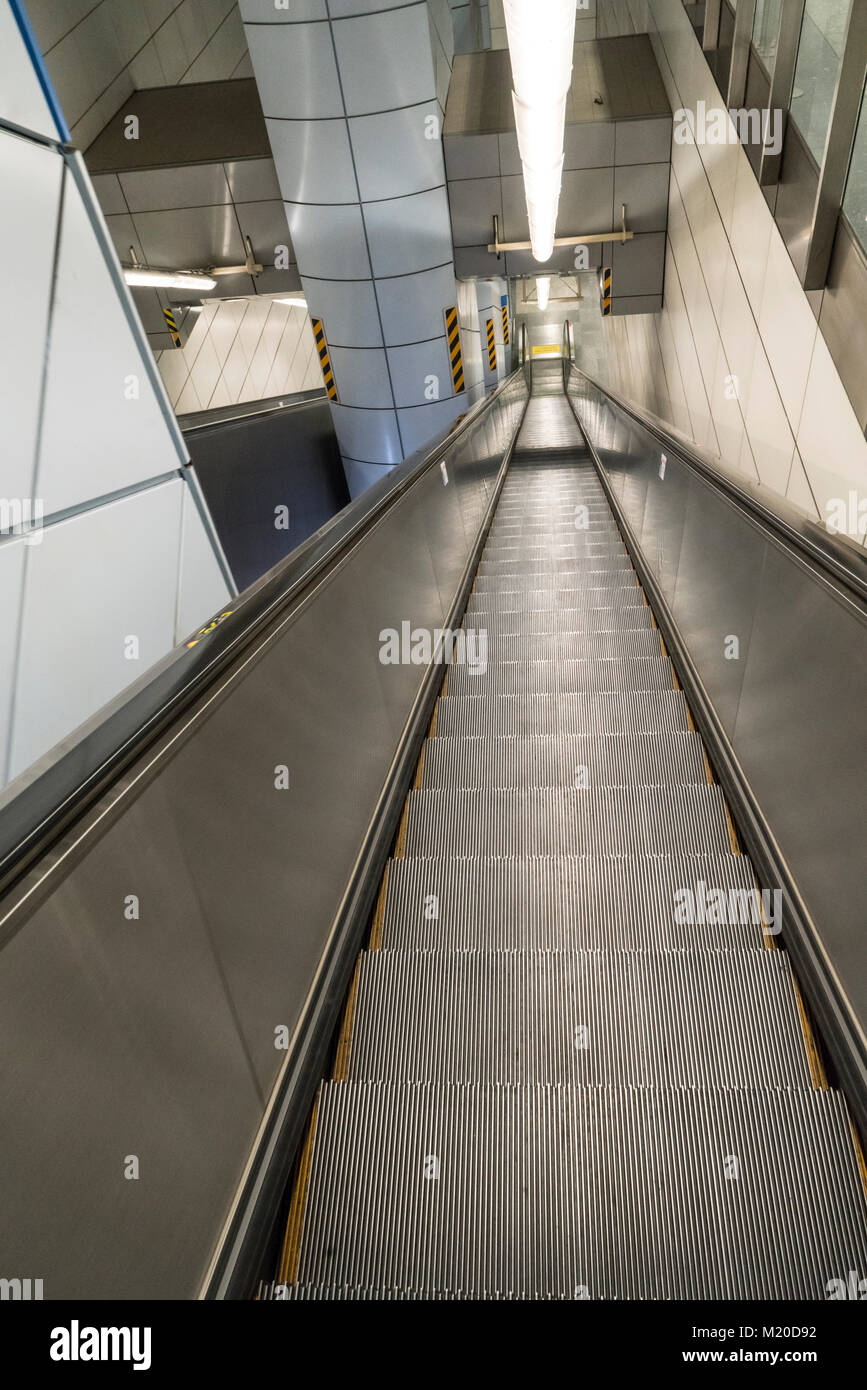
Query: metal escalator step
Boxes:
[
  {"xmin": 290, "ymin": 1083, "xmax": 867, "ymax": 1299},
  {"xmin": 477, "ymin": 555, "xmax": 634, "ymax": 573},
  {"xmin": 473, "ymin": 570, "xmax": 639, "ymax": 591},
  {"xmin": 346, "ymin": 950, "xmax": 811, "ymax": 1088},
  {"xmin": 480, "ymin": 631, "xmax": 662, "ymax": 660},
  {"xmin": 466, "ymin": 611, "xmax": 655, "ymax": 637},
  {"xmin": 446, "ymin": 658, "xmax": 673, "ymax": 696},
  {"xmin": 466, "ymin": 589, "xmax": 644, "ymax": 614},
  {"xmin": 419, "ymin": 732, "xmax": 707, "ymax": 788},
  {"xmin": 401, "ymin": 786, "xmax": 732, "ymax": 857},
  {"xmin": 490, "ymin": 517, "xmax": 615, "ymax": 534},
  {"xmin": 483, "ymin": 541, "xmax": 626, "ymax": 557},
  {"xmin": 435, "ymin": 689, "xmax": 689, "ymax": 734},
  {"xmin": 380, "ymin": 854, "xmax": 767, "ymax": 950}
]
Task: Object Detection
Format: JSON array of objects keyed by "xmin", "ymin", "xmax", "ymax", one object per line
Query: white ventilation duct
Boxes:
[{"xmin": 503, "ymin": 0, "xmax": 577, "ymax": 262}]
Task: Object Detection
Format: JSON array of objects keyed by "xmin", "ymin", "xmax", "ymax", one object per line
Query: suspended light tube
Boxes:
[
  {"xmin": 536, "ymin": 276, "xmax": 551, "ymax": 311},
  {"xmin": 123, "ymin": 267, "xmax": 217, "ymax": 292},
  {"xmin": 503, "ymin": 0, "xmax": 577, "ymax": 262}
]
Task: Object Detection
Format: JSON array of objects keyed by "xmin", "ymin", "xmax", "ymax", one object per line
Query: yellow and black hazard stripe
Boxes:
[
  {"xmin": 501, "ymin": 303, "xmax": 509, "ymax": 345},
  {"xmin": 444, "ymin": 306, "xmax": 465, "ymax": 394},
  {"xmin": 600, "ymin": 267, "xmax": 612, "ymax": 316},
  {"xmin": 311, "ymin": 316, "xmax": 338, "ymax": 401},
  {"xmin": 486, "ymin": 317, "xmax": 497, "ymax": 371},
  {"xmin": 163, "ymin": 306, "xmax": 181, "ymax": 346}
]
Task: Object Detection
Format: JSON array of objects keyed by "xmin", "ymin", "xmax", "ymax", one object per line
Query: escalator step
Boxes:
[
  {"xmin": 446, "ymin": 658, "xmax": 674, "ymax": 696},
  {"xmin": 435, "ymin": 690, "xmax": 689, "ymax": 735},
  {"xmin": 346, "ymin": 949, "xmax": 811, "ymax": 1088},
  {"xmin": 464, "ymin": 610, "xmax": 655, "ymax": 636},
  {"xmin": 466, "ymin": 588, "xmax": 644, "ymax": 613},
  {"xmin": 479, "ymin": 631, "xmax": 663, "ymax": 661},
  {"xmin": 401, "ymin": 786, "xmax": 733, "ymax": 857},
  {"xmin": 379, "ymin": 854, "xmax": 769, "ymax": 951},
  {"xmin": 477, "ymin": 555, "xmax": 634, "ymax": 573},
  {"xmin": 473, "ymin": 569, "xmax": 640, "ymax": 591},
  {"xmin": 419, "ymin": 732, "xmax": 707, "ymax": 788},
  {"xmin": 288, "ymin": 1083, "xmax": 867, "ymax": 1300}
]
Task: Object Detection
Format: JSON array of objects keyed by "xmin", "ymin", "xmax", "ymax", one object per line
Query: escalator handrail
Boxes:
[
  {"xmin": 566, "ymin": 362, "xmax": 867, "ymax": 610},
  {"xmin": 0, "ymin": 369, "xmax": 528, "ymax": 896}
]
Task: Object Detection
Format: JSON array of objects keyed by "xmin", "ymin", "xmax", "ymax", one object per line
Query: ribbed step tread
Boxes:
[
  {"xmin": 420, "ymin": 732, "xmax": 707, "ymax": 788},
  {"xmin": 477, "ymin": 555, "xmax": 634, "ymax": 573},
  {"xmin": 481, "ymin": 631, "xmax": 663, "ymax": 661},
  {"xmin": 380, "ymin": 855, "xmax": 769, "ymax": 950},
  {"xmin": 290, "ymin": 1084, "xmax": 867, "ymax": 1299},
  {"xmin": 474, "ymin": 569, "xmax": 639, "ymax": 591},
  {"xmin": 483, "ymin": 540, "xmax": 626, "ymax": 557},
  {"xmin": 402, "ymin": 786, "xmax": 732, "ymax": 857},
  {"xmin": 447, "ymin": 658, "xmax": 673, "ymax": 696},
  {"xmin": 435, "ymin": 690, "xmax": 690, "ymax": 735},
  {"xmin": 347, "ymin": 950, "xmax": 811, "ymax": 1088},
  {"xmin": 467, "ymin": 609, "xmax": 655, "ymax": 636},
  {"xmin": 467, "ymin": 588, "xmax": 644, "ymax": 614}
]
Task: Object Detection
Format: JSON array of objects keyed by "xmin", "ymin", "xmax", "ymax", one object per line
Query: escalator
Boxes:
[
  {"xmin": 3, "ymin": 357, "xmax": 867, "ymax": 1302},
  {"xmin": 272, "ymin": 362, "xmax": 867, "ymax": 1300}
]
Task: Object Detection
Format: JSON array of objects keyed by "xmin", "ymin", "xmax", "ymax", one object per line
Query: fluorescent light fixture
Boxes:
[
  {"xmin": 124, "ymin": 267, "xmax": 216, "ymax": 291},
  {"xmin": 503, "ymin": 0, "xmax": 577, "ymax": 262},
  {"xmin": 536, "ymin": 276, "xmax": 551, "ymax": 312},
  {"xmin": 273, "ymin": 297, "xmax": 308, "ymax": 307}
]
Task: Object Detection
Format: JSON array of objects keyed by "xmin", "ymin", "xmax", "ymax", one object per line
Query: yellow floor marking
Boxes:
[
  {"xmin": 332, "ymin": 960, "xmax": 361, "ymax": 1082},
  {"xmin": 701, "ymin": 746, "xmax": 715, "ymax": 786},
  {"xmin": 394, "ymin": 796, "xmax": 410, "ymax": 857},
  {"xmin": 277, "ymin": 1091, "xmax": 321, "ymax": 1286},
  {"xmin": 848, "ymin": 1117, "xmax": 867, "ymax": 1205},
  {"xmin": 428, "ymin": 704, "xmax": 438, "ymax": 738},
  {"xmin": 791, "ymin": 975, "xmax": 829, "ymax": 1090},
  {"xmin": 369, "ymin": 865, "xmax": 389, "ymax": 951},
  {"xmin": 413, "ymin": 745, "xmax": 426, "ymax": 790},
  {"xmin": 724, "ymin": 801, "xmax": 741, "ymax": 855},
  {"xmin": 441, "ymin": 671, "xmax": 449, "ymax": 696}
]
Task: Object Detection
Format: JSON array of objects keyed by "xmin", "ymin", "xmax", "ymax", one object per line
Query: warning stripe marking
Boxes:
[
  {"xmin": 311, "ymin": 316, "xmax": 338, "ymax": 401},
  {"xmin": 486, "ymin": 316, "xmax": 497, "ymax": 371},
  {"xmin": 601, "ymin": 268, "xmax": 612, "ymax": 316},
  {"xmin": 444, "ymin": 306, "xmax": 465, "ymax": 394},
  {"xmin": 163, "ymin": 307, "xmax": 181, "ymax": 346},
  {"xmin": 501, "ymin": 304, "xmax": 509, "ymax": 344}
]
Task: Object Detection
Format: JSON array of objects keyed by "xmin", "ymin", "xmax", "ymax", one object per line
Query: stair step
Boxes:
[
  {"xmin": 435, "ymin": 690, "xmax": 690, "ymax": 735},
  {"xmin": 420, "ymin": 732, "xmax": 706, "ymax": 788},
  {"xmin": 477, "ymin": 631, "xmax": 663, "ymax": 661},
  {"xmin": 347, "ymin": 949, "xmax": 811, "ymax": 1088},
  {"xmin": 473, "ymin": 569, "xmax": 639, "ymax": 591},
  {"xmin": 446, "ymin": 658, "xmax": 673, "ymax": 696},
  {"xmin": 401, "ymin": 786, "xmax": 733, "ymax": 857},
  {"xmin": 466, "ymin": 589, "xmax": 644, "ymax": 614},
  {"xmin": 288, "ymin": 1083, "xmax": 867, "ymax": 1299},
  {"xmin": 379, "ymin": 854, "xmax": 769, "ymax": 950}
]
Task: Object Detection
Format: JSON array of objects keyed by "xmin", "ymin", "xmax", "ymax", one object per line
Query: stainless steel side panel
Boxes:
[
  {"xmin": 568, "ymin": 369, "xmax": 867, "ymax": 1060},
  {"xmin": 0, "ymin": 376, "xmax": 528, "ymax": 1298}
]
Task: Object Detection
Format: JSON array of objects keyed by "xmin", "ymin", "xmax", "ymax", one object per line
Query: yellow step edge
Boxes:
[{"xmin": 277, "ymin": 1090, "xmax": 321, "ymax": 1287}]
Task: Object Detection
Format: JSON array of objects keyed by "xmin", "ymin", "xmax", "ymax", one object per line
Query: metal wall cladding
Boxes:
[
  {"xmin": 0, "ymin": 375, "xmax": 528, "ymax": 1298},
  {"xmin": 567, "ymin": 367, "xmax": 867, "ymax": 1057}
]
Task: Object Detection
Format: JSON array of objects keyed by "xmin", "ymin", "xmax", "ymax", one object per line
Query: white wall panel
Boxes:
[
  {"xmin": 9, "ymin": 481, "xmax": 184, "ymax": 782},
  {"xmin": 36, "ymin": 173, "xmax": 184, "ymax": 515},
  {"xmin": 0, "ymin": 129, "xmax": 63, "ymax": 510}
]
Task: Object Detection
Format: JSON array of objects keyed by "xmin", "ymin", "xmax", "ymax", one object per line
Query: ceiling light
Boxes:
[
  {"xmin": 124, "ymin": 267, "xmax": 217, "ymax": 292},
  {"xmin": 503, "ymin": 0, "xmax": 577, "ymax": 262},
  {"xmin": 536, "ymin": 276, "xmax": 551, "ymax": 312},
  {"xmin": 273, "ymin": 297, "xmax": 307, "ymax": 307}
]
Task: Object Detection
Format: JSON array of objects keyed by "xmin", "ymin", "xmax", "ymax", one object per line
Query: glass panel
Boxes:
[
  {"xmin": 753, "ymin": 0, "xmax": 783, "ymax": 74},
  {"xmin": 842, "ymin": 83, "xmax": 867, "ymax": 249},
  {"xmin": 790, "ymin": 0, "xmax": 852, "ymax": 164}
]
